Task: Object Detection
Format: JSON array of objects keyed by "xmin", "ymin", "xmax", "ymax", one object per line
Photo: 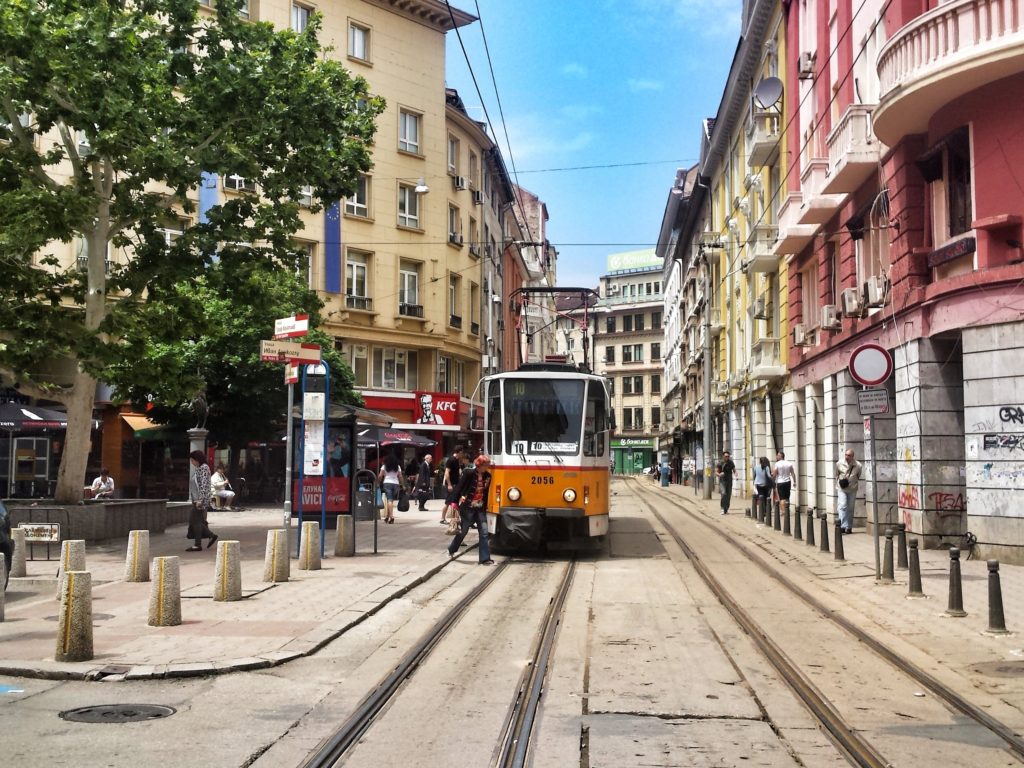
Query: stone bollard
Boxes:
[
  {"xmin": 0, "ymin": 554, "xmax": 5, "ymax": 622},
  {"xmin": 10, "ymin": 528, "xmax": 27, "ymax": 578},
  {"xmin": 123, "ymin": 530, "xmax": 150, "ymax": 583},
  {"xmin": 819, "ymin": 510, "xmax": 830, "ymax": 554},
  {"xmin": 834, "ymin": 518, "xmax": 845, "ymax": 561},
  {"xmin": 897, "ymin": 523, "xmax": 908, "ymax": 570},
  {"xmin": 773, "ymin": 501, "xmax": 781, "ymax": 531},
  {"xmin": 148, "ymin": 556, "xmax": 182, "ymax": 627},
  {"xmin": 881, "ymin": 528, "xmax": 895, "ymax": 583},
  {"xmin": 334, "ymin": 514, "xmax": 355, "ymax": 557},
  {"xmin": 57, "ymin": 540, "xmax": 87, "ymax": 600},
  {"xmin": 986, "ymin": 560, "xmax": 1009, "ymax": 634},
  {"xmin": 793, "ymin": 506, "xmax": 802, "ymax": 540},
  {"xmin": 214, "ymin": 540, "xmax": 242, "ymax": 602},
  {"xmin": 782, "ymin": 505, "xmax": 791, "ymax": 536},
  {"xmin": 298, "ymin": 521, "xmax": 322, "ymax": 571},
  {"xmin": 806, "ymin": 508, "xmax": 816, "ymax": 547},
  {"xmin": 946, "ymin": 547, "xmax": 967, "ymax": 617},
  {"xmin": 55, "ymin": 570, "xmax": 93, "ymax": 662},
  {"xmin": 907, "ymin": 540, "xmax": 925, "ymax": 598},
  {"xmin": 264, "ymin": 529, "xmax": 290, "ymax": 582}
]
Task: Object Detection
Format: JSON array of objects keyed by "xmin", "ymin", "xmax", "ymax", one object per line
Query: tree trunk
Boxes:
[{"xmin": 54, "ymin": 368, "xmax": 97, "ymax": 504}]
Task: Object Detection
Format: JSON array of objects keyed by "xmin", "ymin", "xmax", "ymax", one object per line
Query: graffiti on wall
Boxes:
[
  {"xmin": 999, "ymin": 406, "xmax": 1024, "ymax": 425},
  {"xmin": 927, "ymin": 491, "xmax": 965, "ymax": 512},
  {"xmin": 899, "ymin": 485, "xmax": 920, "ymax": 509},
  {"xmin": 984, "ymin": 434, "xmax": 1024, "ymax": 452}
]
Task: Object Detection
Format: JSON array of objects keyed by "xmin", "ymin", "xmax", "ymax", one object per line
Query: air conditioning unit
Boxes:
[
  {"xmin": 607, "ymin": 284, "xmax": 620, "ymax": 296},
  {"xmin": 453, "ymin": 176, "xmax": 468, "ymax": 191},
  {"xmin": 716, "ymin": 381, "xmax": 730, "ymax": 396},
  {"xmin": 448, "ymin": 232, "xmax": 463, "ymax": 246},
  {"xmin": 793, "ymin": 323, "xmax": 812, "ymax": 347},
  {"xmin": 472, "ymin": 190, "xmax": 483, "ymax": 205},
  {"xmin": 864, "ymin": 275, "xmax": 889, "ymax": 307},
  {"xmin": 469, "ymin": 244, "xmax": 481, "ymax": 257},
  {"xmin": 798, "ymin": 51, "xmax": 816, "ymax": 79},
  {"xmin": 666, "ymin": 411, "xmax": 675, "ymax": 421},
  {"xmin": 752, "ymin": 295, "xmax": 768, "ymax": 319},
  {"xmin": 820, "ymin": 304, "xmax": 842, "ymax": 331},
  {"xmin": 841, "ymin": 287, "xmax": 863, "ymax": 317}
]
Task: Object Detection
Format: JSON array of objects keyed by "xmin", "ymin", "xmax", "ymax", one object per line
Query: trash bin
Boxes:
[
  {"xmin": 353, "ymin": 470, "xmax": 378, "ymax": 522},
  {"xmin": 660, "ymin": 465, "xmax": 670, "ymax": 487}
]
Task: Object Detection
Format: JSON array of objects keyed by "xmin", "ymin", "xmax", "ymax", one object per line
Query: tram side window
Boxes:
[
  {"xmin": 486, "ymin": 384, "xmax": 502, "ymax": 455},
  {"xmin": 583, "ymin": 384, "xmax": 607, "ymax": 456}
]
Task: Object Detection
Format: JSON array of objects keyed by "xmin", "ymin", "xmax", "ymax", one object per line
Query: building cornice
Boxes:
[{"xmin": 364, "ymin": 0, "xmax": 476, "ymax": 32}]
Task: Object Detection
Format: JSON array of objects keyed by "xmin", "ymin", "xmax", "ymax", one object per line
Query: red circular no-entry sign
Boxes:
[{"xmin": 849, "ymin": 343, "xmax": 893, "ymax": 387}]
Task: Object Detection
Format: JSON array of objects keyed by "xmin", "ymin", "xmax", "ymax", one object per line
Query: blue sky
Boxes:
[{"xmin": 445, "ymin": 0, "xmax": 741, "ymax": 288}]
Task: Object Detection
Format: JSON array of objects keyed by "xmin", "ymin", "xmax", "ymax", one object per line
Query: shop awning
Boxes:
[{"xmin": 121, "ymin": 413, "xmax": 162, "ymax": 435}]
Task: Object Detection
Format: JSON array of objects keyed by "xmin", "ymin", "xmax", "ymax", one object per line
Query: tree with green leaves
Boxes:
[{"xmin": 0, "ymin": 0, "xmax": 384, "ymax": 502}]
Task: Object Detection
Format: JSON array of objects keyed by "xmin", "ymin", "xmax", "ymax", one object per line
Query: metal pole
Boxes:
[
  {"xmin": 702, "ymin": 251, "xmax": 712, "ymax": 500},
  {"xmin": 870, "ymin": 413, "xmax": 880, "ymax": 580},
  {"xmin": 283, "ymin": 382, "xmax": 294, "ymax": 528},
  {"xmin": 320, "ymin": 364, "xmax": 330, "ymax": 559}
]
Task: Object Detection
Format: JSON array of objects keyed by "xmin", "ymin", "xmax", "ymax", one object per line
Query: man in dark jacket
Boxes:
[
  {"xmin": 446, "ymin": 455, "xmax": 495, "ymax": 564},
  {"xmin": 415, "ymin": 453, "xmax": 433, "ymax": 511}
]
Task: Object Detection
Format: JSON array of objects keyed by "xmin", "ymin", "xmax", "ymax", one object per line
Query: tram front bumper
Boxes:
[{"xmin": 497, "ymin": 507, "xmax": 608, "ymax": 548}]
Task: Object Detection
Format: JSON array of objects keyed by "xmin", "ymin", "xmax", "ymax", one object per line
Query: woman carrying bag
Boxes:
[
  {"xmin": 377, "ymin": 453, "xmax": 404, "ymax": 524},
  {"xmin": 446, "ymin": 455, "xmax": 495, "ymax": 565},
  {"xmin": 187, "ymin": 450, "xmax": 218, "ymax": 552}
]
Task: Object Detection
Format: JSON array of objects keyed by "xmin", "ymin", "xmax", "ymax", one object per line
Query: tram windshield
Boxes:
[{"xmin": 501, "ymin": 378, "xmax": 585, "ymax": 455}]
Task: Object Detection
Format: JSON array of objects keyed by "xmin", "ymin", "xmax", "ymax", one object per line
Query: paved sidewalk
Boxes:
[{"xmin": 0, "ymin": 500, "xmax": 473, "ymax": 681}]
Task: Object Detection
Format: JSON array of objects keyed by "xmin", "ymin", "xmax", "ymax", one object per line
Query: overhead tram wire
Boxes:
[{"xmin": 444, "ymin": 1, "xmax": 538, "ymax": 248}]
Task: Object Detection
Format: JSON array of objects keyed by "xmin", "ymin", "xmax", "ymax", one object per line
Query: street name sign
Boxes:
[
  {"xmin": 260, "ymin": 339, "xmax": 321, "ymax": 363},
  {"xmin": 857, "ymin": 388, "xmax": 890, "ymax": 416},
  {"xmin": 273, "ymin": 314, "xmax": 309, "ymax": 339}
]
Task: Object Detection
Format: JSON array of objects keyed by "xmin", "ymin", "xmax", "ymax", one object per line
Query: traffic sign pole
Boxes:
[{"xmin": 868, "ymin": 409, "xmax": 880, "ymax": 580}]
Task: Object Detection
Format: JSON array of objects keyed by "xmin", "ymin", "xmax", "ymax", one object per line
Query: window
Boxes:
[
  {"xmin": 469, "ymin": 283, "xmax": 480, "ymax": 335},
  {"xmin": 224, "ymin": 173, "xmax": 256, "ymax": 192},
  {"xmin": 399, "ymin": 260, "xmax": 421, "ymax": 316},
  {"xmin": 583, "ymin": 382, "xmax": 607, "ymax": 457},
  {"xmin": 468, "ymin": 151, "xmax": 478, "ymax": 188},
  {"xmin": 448, "ymin": 204, "xmax": 461, "ymax": 242},
  {"xmin": 651, "ymin": 311, "xmax": 662, "ymax": 328},
  {"xmin": 623, "ymin": 407, "xmax": 644, "ymax": 430},
  {"xmin": 341, "ymin": 343, "xmax": 369, "ymax": 386},
  {"xmin": 633, "ymin": 376, "xmax": 643, "ymax": 394},
  {"xmin": 348, "ymin": 22, "xmax": 370, "ymax": 61},
  {"xmin": 398, "ymin": 183, "xmax": 420, "ymax": 228},
  {"xmin": 635, "ymin": 313, "xmax": 645, "ymax": 331},
  {"xmin": 345, "ymin": 175, "xmax": 369, "ymax": 217},
  {"xmin": 651, "ymin": 342, "xmax": 660, "ymax": 361},
  {"xmin": 297, "ymin": 185, "xmax": 314, "ymax": 207},
  {"xmin": 651, "ymin": 374, "xmax": 661, "ymax": 394},
  {"xmin": 652, "ymin": 407, "xmax": 661, "ymax": 428},
  {"xmin": 372, "ymin": 348, "xmax": 417, "ymax": 390},
  {"xmin": 447, "ymin": 134, "xmax": 459, "ymax": 174},
  {"xmin": 608, "ymin": 378, "xmax": 615, "ymax": 396},
  {"xmin": 346, "ymin": 250, "xmax": 371, "ymax": 310},
  {"xmin": 605, "ymin": 346, "xmax": 615, "ymax": 364},
  {"xmin": 448, "ymin": 274, "xmax": 461, "ymax": 327},
  {"xmin": 622, "ymin": 343, "xmax": 643, "ymax": 363},
  {"xmin": 399, "ymin": 109, "xmax": 421, "ymax": 154},
  {"xmin": 801, "ymin": 261, "xmax": 819, "ymax": 328},
  {"xmin": 606, "ymin": 316, "xmax": 616, "ymax": 333},
  {"xmin": 293, "ymin": 240, "xmax": 314, "ymax": 289},
  {"xmin": 291, "ymin": 3, "xmax": 310, "ymax": 32},
  {"xmin": 623, "ymin": 377, "xmax": 633, "ymax": 395},
  {"xmin": 468, "ymin": 217, "xmax": 479, "ymax": 255},
  {"xmin": 623, "ymin": 315, "xmax": 633, "ymax": 332},
  {"xmin": 438, "ymin": 355, "xmax": 450, "ymax": 392}
]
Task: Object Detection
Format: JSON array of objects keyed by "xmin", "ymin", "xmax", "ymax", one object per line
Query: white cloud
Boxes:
[
  {"xmin": 496, "ymin": 113, "xmax": 596, "ymax": 164},
  {"xmin": 604, "ymin": 0, "xmax": 740, "ymax": 40},
  {"xmin": 560, "ymin": 62, "xmax": 588, "ymax": 78},
  {"xmin": 628, "ymin": 78, "xmax": 664, "ymax": 93},
  {"xmin": 560, "ymin": 103, "xmax": 604, "ymax": 121}
]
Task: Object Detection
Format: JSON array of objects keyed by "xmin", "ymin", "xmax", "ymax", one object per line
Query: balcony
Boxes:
[
  {"xmin": 708, "ymin": 306, "xmax": 724, "ymax": 335},
  {"xmin": 398, "ymin": 302, "xmax": 424, "ymax": 318},
  {"xmin": 745, "ymin": 224, "xmax": 779, "ymax": 273},
  {"xmin": 823, "ymin": 104, "xmax": 886, "ymax": 195},
  {"xmin": 798, "ymin": 154, "xmax": 843, "ymax": 226},
  {"xmin": 346, "ymin": 294, "xmax": 372, "ymax": 311},
  {"xmin": 449, "ymin": 314, "xmax": 463, "ymax": 329},
  {"xmin": 875, "ymin": 0, "xmax": 1024, "ymax": 146},
  {"xmin": 470, "ymin": 321, "xmax": 480, "ymax": 335},
  {"xmin": 750, "ymin": 337, "xmax": 786, "ymax": 380},
  {"xmin": 746, "ymin": 109, "xmax": 781, "ymax": 167}
]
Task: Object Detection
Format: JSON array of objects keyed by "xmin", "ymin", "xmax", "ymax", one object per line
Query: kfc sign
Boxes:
[{"xmin": 415, "ymin": 391, "xmax": 460, "ymax": 426}]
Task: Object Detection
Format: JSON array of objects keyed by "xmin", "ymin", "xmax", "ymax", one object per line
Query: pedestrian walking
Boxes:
[
  {"xmin": 187, "ymin": 450, "xmax": 217, "ymax": 552},
  {"xmin": 835, "ymin": 448, "xmax": 862, "ymax": 534},
  {"xmin": 441, "ymin": 448, "xmax": 464, "ymax": 524},
  {"xmin": 716, "ymin": 451, "xmax": 737, "ymax": 514},
  {"xmin": 753, "ymin": 456, "xmax": 773, "ymax": 516},
  {"xmin": 446, "ymin": 454, "xmax": 495, "ymax": 565},
  {"xmin": 772, "ymin": 450, "xmax": 796, "ymax": 520},
  {"xmin": 414, "ymin": 453, "xmax": 433, "ymax": 511},
  {"xmin": 377, "ymin": 453, "xmax": 403, "ymax": 524}
]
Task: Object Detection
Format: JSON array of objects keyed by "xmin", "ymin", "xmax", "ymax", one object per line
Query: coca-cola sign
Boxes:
[{"xmin": 415, "ymin": 391, "xmax": 460, "ymax": 426}]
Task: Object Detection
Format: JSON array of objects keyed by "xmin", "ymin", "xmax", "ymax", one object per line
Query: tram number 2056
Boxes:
[{"xmin": 530, "ymin": 476, "xmax": 555, "ymax": 485}]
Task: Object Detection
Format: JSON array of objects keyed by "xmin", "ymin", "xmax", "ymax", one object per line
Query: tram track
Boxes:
[
  {"xmin": 627, "ymin": 478, "xmax": 1024, "ymax": 767},
  {"xmin": 300, "ymin": 557, "xmax": 576, "ymax": 768}
]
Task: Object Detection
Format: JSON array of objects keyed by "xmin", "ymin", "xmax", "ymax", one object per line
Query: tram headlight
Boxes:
[
  {"xmin": 507, "ymin": 486, "xmax": 521, "ymax": 502},
  {"xmin": 563, "ymin": 488, "xmax": 577, "ymax": 503}
]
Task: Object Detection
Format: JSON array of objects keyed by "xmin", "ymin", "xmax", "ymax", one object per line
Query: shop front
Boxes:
[{"xmin": 611, "ymin": 437, "xmax": 655, "ymax": 475}]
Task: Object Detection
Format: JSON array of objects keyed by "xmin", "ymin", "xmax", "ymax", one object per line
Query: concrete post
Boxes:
[
  {"xmin": 907, "ymin": 539, "xmax": 925, "ymax": 598},
  {"xmin": 747, "ymin": 498, "xmax": 754, "ymax": 518},
  {"xmin": 148, "ymin": 556, "xmax": 182, "ymax": 627},
  {"xmin": 806, "ymin": 508, "xmax": 815, "ymax": 547},
  {"xmin": 57, "ymin": 539, "xmax": 86, "ymax": 600},
  {"xmin": 834, "ymin": 519, "xmax": 845, "ymax": 561},
  {"xmin": 298, "ymin": 521, "xmax": 322, "ymax": 570},
  {"xmin": 55, "ymin": 570, "xmax": 93, "ymax": 662},
  {"xmin": 946, "ymin": 547, "xmax": 967, "ymax": 617},
  {"xmin": 334, "ymin": 514, "xmax": 355, "ymax": 557},
  {"xmin": 773, "ymin": 501, "xmax": 781, "ymax": 531},
  {"xmin": 819, "ymin": 510, "xmax": 830, "ymax": 553},
  {"xmin": 10, "ymin": 528, "xmax": 26, "ymax": 577},
  {"xmin": 986, "ymin": 560, "xmax": 1009, "ymax": 634},
  {"xmin": 263, "ymin": 529, "xmax": 290, "ymax": 583},
  {"xmin": 881, "ymin": 528, "xmax": 895, "ymax": 583},
  {"xmin": 213, "ymin": 540, "xmax": 242, "ymax": 602},
  {"xmin": 123, "ymin": 530, "xmax": 150, "ymax": 583},
  {"xmin": 897, "ymin": 523, "xmax": 908, "ymax": 570},
  {"xmin": 793, "ymin": 505, "xmax": 802, "ymax": 540},
  {"xmin": 782, "ymin": 504, "xmax": 791, "ymax": 535}
]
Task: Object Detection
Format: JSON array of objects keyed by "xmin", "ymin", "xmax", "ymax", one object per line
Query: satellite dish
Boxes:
[{"xmin": 753, "ymin": 77, "xmax": 784, "ymax": 108}]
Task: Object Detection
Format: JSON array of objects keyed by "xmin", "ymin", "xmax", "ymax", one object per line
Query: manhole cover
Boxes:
[
  {"xmin": 971, "ymin": 661, "xmax": 1024, "ymax": 678},
  {"xmin": 59, "ymin": 704, "xmax": 176, "ymax": 723}
]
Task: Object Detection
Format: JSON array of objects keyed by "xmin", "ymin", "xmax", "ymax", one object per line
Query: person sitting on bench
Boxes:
[
  {"xmin": 211, "ymin": 464, "xmax": 236, "ymax": 509},
  {"xmin": 90, "ymin": 469, "xmax": 115, "ymax": 499}
]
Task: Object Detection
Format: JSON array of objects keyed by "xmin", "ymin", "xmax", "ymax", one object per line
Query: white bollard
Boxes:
[
  {"xmin": 298, "ymin": 521, "xmax": 322, "ymax": 571},
  {"xmin": 124, "ymin": 530, "xmax": 151, "ymax": 582},
  {"xmin": 55, "ymin": 570, "xmax": 93, "ymax": 662},
  {"xmin": 148, "ymin": 556, "xmax": 182, "ymax": 627},
  {"xmin": 213, "ymin": 540, "xmax": 242, "ymax": 602},
  {"xmin": 263, "ymin": 529, "xmax": 290, "ymax": 583},
  {"xmin": 57, "ymin": 540, "xmax": 87, "ymax": 600},
  {"xmin": 10, "ymin": 528, "xmax": 27, "ymax": 578}
]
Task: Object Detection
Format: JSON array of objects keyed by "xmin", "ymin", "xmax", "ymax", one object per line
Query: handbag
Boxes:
[
  {"xmin": 839, "ymin": 477, "xmax": 850, "ymax": 489},
  {"xmin": 445, "ymin": 505, "xmax": 461, "ymax": 535},
  {"xmin": 397, "ymin": 489, "xmax": 410, "ymax": 512}
]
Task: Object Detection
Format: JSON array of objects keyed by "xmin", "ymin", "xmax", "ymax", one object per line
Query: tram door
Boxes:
[{"xmin": 13, "ymin": 436, "xmax": 50, "ymax": 497}]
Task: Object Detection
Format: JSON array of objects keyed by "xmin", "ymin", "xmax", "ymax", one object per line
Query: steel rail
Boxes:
[
  {"xmin": 633, "ymin": 479, "xmax": 1024, "ymax": 765},
  {"xmin": 299, "ymin": 560, "xmax": 510, "ymax": 768},
  {"xmin": 496, "ymin": 559, "xmax": 577, "ymax": 768}
]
